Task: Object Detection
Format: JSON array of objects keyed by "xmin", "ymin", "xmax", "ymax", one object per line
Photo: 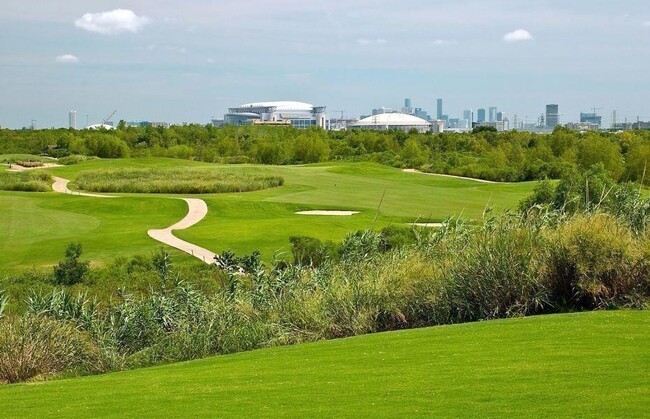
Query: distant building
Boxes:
[
  {"xmin": 580, "ymin": 112, "xmax": 602, "ymax": 127},
  {"xmin": 476, "ymin": 121, "xmax": 508, "ymax": 132},
  {"xmin": 566, "ymin": 122, "xmax": 600, "ymax": 131},
  {"xmin": 224, "ymin": 101, "xmax": 327, "ymax": 129},
  {"xmin": 372, "ymin": 107, "xmax": 393, "ymax": 115},
  {"xmin": 489, "ymin": 107, "xmax": 497, "ymax": 123},
  {"xmin": 127, "ymin": 121, "xmax": 171, "ymax": 128},
  {"xmin": 402, "ymin": 98, "xmax": 413, "ymax": 115},
  {"xmin": 496, "ymin": 112, "xmax": 504, "ymax": 122},
  {"xmin": 414, "ymin": 108, "xmax": 430, "ymax": 121},
  {"xmin": 477, "ymin": 108, "xmax": 486, "ymax": 123},
  {"xmin": 546, "ymin": 104, "xmax": 559, "ymax": 129},
  {"xmin": 612, "ymin": 120, "xmax": 650, "ymax": 131},
  {"xmin": 350, "ymin": 113, "xmax": 436, "ymax": 133},
  {"xmin": 437, "ymin": 99, "xmax": 443, "ymax": 120},
  {"xmin": 69, "ymin": 110, "xmax": 77, "ymax": 129},
  {"xmin": 463, "ymin": 109, "xmax": 472, "ymax": 123}
]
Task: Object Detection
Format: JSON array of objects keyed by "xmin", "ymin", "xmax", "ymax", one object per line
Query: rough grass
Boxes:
[
  {"xmin": 73, "ymin": 168, "xmax": 284, "ymax": 194},
  {"xmin": 0, "ymin": 171, "xmax": 52, "ymax": 192},
  {"xmin": 0, "ymin": 311, "xmax": 647, "ymax": 417}
]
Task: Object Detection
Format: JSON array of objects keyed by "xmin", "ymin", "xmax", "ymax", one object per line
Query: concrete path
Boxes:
[
  {"xmin": 402, "ymin": 168, "xmax": 498, "ymax": 184},
  {"xmin": 147, "ymin": 199, "xmax": 216, "ymax": 264},
  {"xmin": 50, "ymin": 176, "xmax": 215, "ymax": 264},
  {"xmin": 52, "ymin": 176, "xmax": 117, "ymax": 198}
]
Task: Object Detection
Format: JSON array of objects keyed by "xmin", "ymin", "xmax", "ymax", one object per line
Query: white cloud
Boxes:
[
  {"xmin": 503, "ymin": 29, "xmax": 533, "ymax": 43},
  {"xmin": 55, "ymin": 54, "xmax": 79, "ymax": 64},
  {"xmin": 356, "ymin": 38, "xmax": 388, "ymax": 46},
  {"xmin": 74, "ymin": 9, "xmax": 151, "ymax": 35}
]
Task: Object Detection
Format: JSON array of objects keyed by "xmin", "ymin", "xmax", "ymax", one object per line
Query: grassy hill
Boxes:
[
  {"xmin": 1, "ymin": 159, "xmax": 537, "ymax": 271},
  {"xmin": 0, "ymin": 311, "xmax": 647, "ymax": 418}
]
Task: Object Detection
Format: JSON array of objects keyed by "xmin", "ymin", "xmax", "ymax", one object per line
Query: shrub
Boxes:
[
  {"xmin": 0, "ymin": 315, "xmax": 98, "ymax": 383},
  {"xmin": 0, "ymin": 171, "xmax": 52, "ymax": 192},
  {"xmin": 290, "ymin": 236, "xmax": 336, "ymax": 267},
  {"xmin": 53, "ymin": 243, "xmax": 89, "ymax": 286},
  {"xmin": 544, "ymin": 215, "xmax": 650, "ymax": 309}
]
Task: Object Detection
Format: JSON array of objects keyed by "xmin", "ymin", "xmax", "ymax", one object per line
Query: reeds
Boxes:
[
  {"xmin": 73, "ymin": 168, "xmax": 284, "ymax": 194},
  {"xmin": 0, "ymin": 171, "xmax": 52, "ymax": 192}
]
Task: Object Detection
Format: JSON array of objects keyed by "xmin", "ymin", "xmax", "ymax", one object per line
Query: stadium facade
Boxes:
[{"xmin": 223, "ymin": 101, "xmax": 327, "ymax": 129}]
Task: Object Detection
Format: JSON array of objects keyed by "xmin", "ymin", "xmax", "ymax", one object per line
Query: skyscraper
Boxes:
[
  {"xmin": 463, "ymin": 109, "xmax": 472, "ymax": 122},
  {"xmin": 477, "ymin": 108, "xmax": 486, "ymax": 123},
  {"xmin": 436, "ymin": 99, "xmax": 443, "ymax": 120},
  {"xmin": 546, "ymin": 104, "xmax": 559, "ymax": 129},
  {"xmin": 489, "ymin": 107, "xmax": 497, "ymax": 123},
  {"xmin": 404, "ymin": 98, "xmax": 412, "ymax": 108},
  {"xmin": 69, "ymin": 110, "xmax": 77, "ymax": 129}
]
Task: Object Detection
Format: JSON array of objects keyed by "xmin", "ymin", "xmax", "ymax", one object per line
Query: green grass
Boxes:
[
  {"xmin": 0, "ymin": 154, "xmax": 57, "ymax": 164},
  {"xmin": 0, "ymin": 311, "xmax": 647, "ymax": 418},
  {"xmin": 73, "ymin": 168, "xmax": 283, "ymax": 194},
  {"xmin": 0, "ymin": 158, "xmax": 537, "ymax": 270}
]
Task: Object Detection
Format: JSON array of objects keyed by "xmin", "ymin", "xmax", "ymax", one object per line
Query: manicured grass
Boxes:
[
  {"xmin": 1, "ymin": 159, "xmax": 537, "ymax": 270},
  {"xmin": 0, "ymin": 311, "xmax": 647, "ymax": 418}
]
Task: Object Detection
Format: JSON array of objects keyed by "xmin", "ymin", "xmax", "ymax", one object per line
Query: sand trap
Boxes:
[
  {"xmin": 402, "ymin": 168, "xmax": 497, "ymax": 184},
  {"xmin": 7, "ymin": 163, "xmax": 62, "ymax": 172},
  {"xmin": 410, "ymin": 222, "xmax": 445, "ymax": 228},
  {"xmin": 296, "ymin": 210, "xmax": 360, "ymax": 216}
]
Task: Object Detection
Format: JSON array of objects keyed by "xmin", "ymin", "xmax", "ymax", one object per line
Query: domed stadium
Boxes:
[{"xmin": 350, "ymin": 113, "xmax": 433, "ymax": 133}]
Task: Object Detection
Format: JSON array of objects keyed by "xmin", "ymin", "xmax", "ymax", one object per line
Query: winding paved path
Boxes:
[
  {"xmin": 147, "ymin": 199, "xmax": 217, "ymax": 264},
  {"xmin": 51, "ymin": 176, "xmax": 215, "ymax": 264},
  {"xmin": 402, "ymin": 168, "xmax": 498, "ymax": 184},
  {"xmin": 52, "ymin": 177, "xmax": 117, "ymax": 198}
]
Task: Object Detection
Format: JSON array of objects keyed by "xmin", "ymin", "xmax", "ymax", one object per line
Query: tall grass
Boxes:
[
  {"xmin": 73, "ymin": 168, "xmax": 284, "ymax": 194},
  {"xmin": 1, "ymin": 210, "xmax": 648, "ymax": 384},
  {"xmin": 0, "ymin": 171, "xmax": 52, "ymax": 192}
]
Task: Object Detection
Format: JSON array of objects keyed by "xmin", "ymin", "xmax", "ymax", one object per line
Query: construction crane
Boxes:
[{"xmin": 102, "ymin": 110, "xmax": 117, "ymax": 126}]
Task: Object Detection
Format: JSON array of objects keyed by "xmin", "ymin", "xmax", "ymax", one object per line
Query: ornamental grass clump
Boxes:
[
  {"xmin": 73, "ymin": 168, "xmax": 284, "ymax": 194},
  {"xmin": 0, "ymin": 171, "xmax": 52, "ymax": 192}
]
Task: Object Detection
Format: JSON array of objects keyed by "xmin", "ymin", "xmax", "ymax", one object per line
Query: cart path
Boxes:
[
  {"xmin": 52, "ymin": 176, "xmax": 118, "ymax": 198},
  {"xmin": 147, "ymin": 199, "xmax": 216, "ymax": 264},
  {"xmin": 51, "ymin": 176, "xmax": 215, "ymax": 264},
  {"xmin": 402, "ymin": 168, "xmax": 498, "ymax": 184}
]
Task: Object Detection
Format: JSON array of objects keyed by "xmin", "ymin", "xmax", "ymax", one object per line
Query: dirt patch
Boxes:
[{"xmin": 296, "ymin": 210, "xmax": 360, "ymax": 216}]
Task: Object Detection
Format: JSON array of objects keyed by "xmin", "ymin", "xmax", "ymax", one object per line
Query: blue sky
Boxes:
[{"xmin": 1, "ymin": 0, "xmax": 649, "ymax": 128}]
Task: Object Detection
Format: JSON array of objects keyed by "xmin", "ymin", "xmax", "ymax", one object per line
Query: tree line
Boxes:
[{"xmin": 1, "ymin": 124, "xmax": 649, "ymax": 184}]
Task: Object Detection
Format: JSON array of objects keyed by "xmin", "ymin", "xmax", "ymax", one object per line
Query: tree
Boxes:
[{"xmin": 53, "ymin": 243, "xmax": 89, "ymax": 286}]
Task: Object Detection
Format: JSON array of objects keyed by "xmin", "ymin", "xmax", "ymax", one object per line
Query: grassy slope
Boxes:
[
  {"xmin": 1, "ymin": 311, "xmax": 647, "ymax": 418},
  {"xmin": 0, "ymin": 159, "xmax": 536, "ymax": 270}
]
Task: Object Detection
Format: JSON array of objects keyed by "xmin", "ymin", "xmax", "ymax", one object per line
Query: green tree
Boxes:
[{"xmin": 53, "ymin": 243, "xmax": 89, "ymax": 286}]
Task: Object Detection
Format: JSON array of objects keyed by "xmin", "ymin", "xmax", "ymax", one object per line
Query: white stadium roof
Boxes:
[
  {"xmin": 238, "ymin": 101, "xmax": 315, "ymax": 112},
  {"xmin": 353, "ymin": 113, "xmax": 431, "ymax": 127}
]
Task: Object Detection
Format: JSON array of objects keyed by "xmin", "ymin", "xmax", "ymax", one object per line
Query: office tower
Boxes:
[
  {"xmin": 489, "ymin": 107, "xmax": 497, "ymax": 123},
  {"xmin": 463, "ymin": 109, "xmax": 472, "ymax": 122},
  {"xmin": 580, "ymin": 112, "xmax": 602, "ymax": 127},
  {"xmin": 546, "ymin": 104, "xmax": 559, "ymax": 129},
  {"xmin": 404, "ymin": 98, "xmax": 412, "ymax": 109},
  {"xmin": 69, "ymin": 110, "xmax": 77, "ymax": 129},
  {"xmin": 477, "ymin": 108, "xmax": 486, "ymax": 123},
  {"xmin": 496, "ymin": 112, "xmax": 504, "ymax": 122},
  {"xmin": 436, "ymin": 99, "xmax": 443, "ymax": 120}
]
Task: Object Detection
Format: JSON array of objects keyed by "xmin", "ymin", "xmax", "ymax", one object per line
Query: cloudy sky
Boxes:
[{"xmin": 1, "ymin": 0, "xmax": 649, "ymax": 128}]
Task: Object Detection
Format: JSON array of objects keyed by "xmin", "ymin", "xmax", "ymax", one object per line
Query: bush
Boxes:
[
  {"xmin": 544, "ymin": 215, "xmax": 650, "ymax": 309},
  {"xmin": 0, "ymin": 315, "xmax": 98, "ymax": 383},
  {"xmin": 289, "ymin": 236, "xmax": 336, "ymax": 267},
  {"xmin": 53, "ymin": 243, "xmax": 89, "ymax": 286},
  {"xmin": 0, "ymin": 171, "xmax": 52, "ymax": 192}
]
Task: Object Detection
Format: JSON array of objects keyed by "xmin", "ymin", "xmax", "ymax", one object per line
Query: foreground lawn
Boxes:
[{"xmin": 1, "ymin": 311, "xmax": 647, "ymax": 418}]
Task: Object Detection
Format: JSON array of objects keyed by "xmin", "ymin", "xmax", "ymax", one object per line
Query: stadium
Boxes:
[{"xmin": 224, "ymin": 101, "xmax": 327, "ymax": 129}]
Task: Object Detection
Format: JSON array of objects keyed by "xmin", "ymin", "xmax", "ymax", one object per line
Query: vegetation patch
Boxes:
[
  {"xmin": 0, "ymin": 171, "xmax": 52, "ymax": 192},
  {"xmin": 73, "ymin": 168, "xmax": 284, "ymax": 194}
]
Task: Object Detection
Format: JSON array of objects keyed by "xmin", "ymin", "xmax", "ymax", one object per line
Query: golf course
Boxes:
[{"xmin": 0, "ymin": 157, "xmax": 537, "ymax": 271}]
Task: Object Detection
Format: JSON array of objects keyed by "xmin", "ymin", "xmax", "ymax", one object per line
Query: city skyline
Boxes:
[{"xmin": 1, "ymin": 0, "xmax": 649, "ymax": 128}]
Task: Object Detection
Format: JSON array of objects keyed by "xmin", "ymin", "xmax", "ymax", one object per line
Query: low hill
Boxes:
[{"xmin": 1, "ymin": 311, "xmax": 647, "ymax": 417}]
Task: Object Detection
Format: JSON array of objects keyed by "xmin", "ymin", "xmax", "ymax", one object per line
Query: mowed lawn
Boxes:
[
  {"xmin": 1, "ymin": 158, "xmax": 537, "ymax": 270},
  {"xmin": 1, "ymin": 311, "xmax": 647, "ymax": 418}
]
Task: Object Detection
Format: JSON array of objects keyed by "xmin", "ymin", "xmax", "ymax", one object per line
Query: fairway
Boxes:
[
  {"xmin": 1, "ymin": 159, "xmax": 537, "ymax": 270},
  {"xmin": 0, "ymin": 311, "xmax": 647, "ymax": 418}
]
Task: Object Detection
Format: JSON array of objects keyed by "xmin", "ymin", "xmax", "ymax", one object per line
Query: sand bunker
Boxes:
[
  {"xmin": 7, "ymin": 163, "xmax": 62, "ymax": 172},
  {"xmin": 296, "ymin": 210, "xmax": 360, "ymax": 216}
]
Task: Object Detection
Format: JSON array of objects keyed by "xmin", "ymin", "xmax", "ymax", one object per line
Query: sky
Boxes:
[{"xmin": 1, "ymin": 0, "xmax": 649, "ymax": 128}]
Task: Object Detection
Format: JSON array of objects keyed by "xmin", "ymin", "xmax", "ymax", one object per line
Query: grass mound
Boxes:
[
  {"xmin": 0, "ymin": 171, "xmax": 52, "ymax": 192},
  {"xmin": 0, "ymin": 311, "xmax": 646, "ymax": 417},
  {"xmin": 72, "ymin": 168, "xmax": 284, "ymax": 194}
]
